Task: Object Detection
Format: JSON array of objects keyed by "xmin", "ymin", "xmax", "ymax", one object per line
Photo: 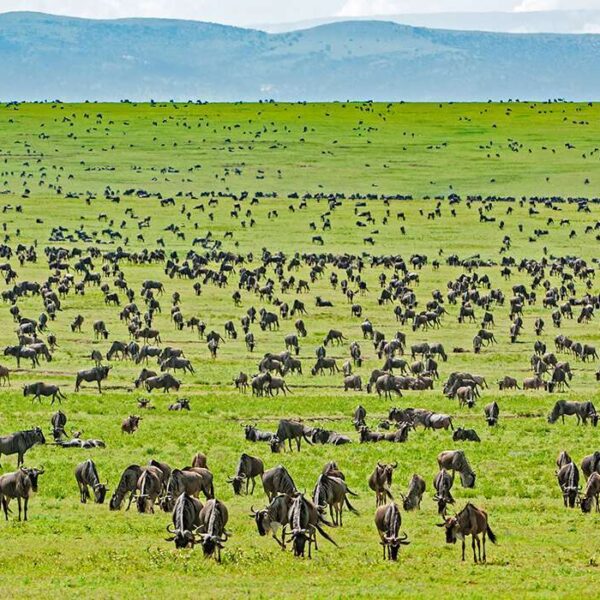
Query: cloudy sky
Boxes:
[{"xmin": 0, "ymin": 0, "xmax": 598, "ymax": 25}]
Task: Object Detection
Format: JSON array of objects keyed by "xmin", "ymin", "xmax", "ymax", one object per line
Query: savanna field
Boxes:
[{"xmin": 0, "ymin": 100, "xmax": 599, "ymax": 598}]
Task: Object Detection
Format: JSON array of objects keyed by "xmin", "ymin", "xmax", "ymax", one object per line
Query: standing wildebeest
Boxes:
[
  {"xmin": 23, "ymin": 382, "xmax": 66, "ymax": 405},
  {"xmin": 161, "ymin": 468, "xmax": 214, "ymax": 511},
  {"xmin": 312, "ymin": 472, "xmax": 359, "ymax": 525},
  {"xmin": 136, "ymin": 465, "xmax": 163, "ymax": 513},
  {"xmin": 109, "ymin": 464, "xmax": 143, "ymax": 510},
  {"xmin": 75, "ymin": 366, "xmax": 111, "ymax": 393},
  {"xmin": 353, "ymin": 405, "xmax": 367, "ymax": 429},
  {"xmin": 581, "ymin": 452, "xmax": 600, "ymax": 480},
  {"xmin": 433, "ymin": 469, "xmax": 455, "ymax": 516},
  {"xmin": 401, "ymin": 474, "xmax": 426, "ymax": 511},
  {"xmin": 197, "ymin": 499, "xmax": 229, "ymax": 561},
  {"xmin": 51, "ymin": 410, "xmax": 67, "ymax": 440},
  {"xmin": 0, "ymin": 427, "xmax": 46, "ymax": 467},
  {"xmin": 556, "ymin": 462, "xmax": 580, "ymax": 508},
  {"xmin": 74, "ymin": 459, "xmax": 108, "ymax": 504},
  {"xmin": 165, "ymin": 493, "xmax": 203, "ymax": 549},
  {"xmin": 275, "ymin": 419, "xmax": 313, "ymax": 452},
  {"xmin": 498, "ymin": 376, "xmax": 519, "ymax": 390},
  {"xmin": 121, "ymin": 415, "xmax": 142, "ymax": 434},
  {"xmin": 484, "ymin": 401, "xmax": 500, "ymax": 426},
  {"xmin": 262, "ymin": 465, "xmax": 297, "ymax": 501},
  {"xmin": 438, "ymin": 503, "xmax": 497, "ymax": 562},
  {"xmin": 0, "ymin": 364, "xmax": 10, "ymax": 386},
  {"xmin": 580, "ymin": 472, "xmax": 600, "ymax": 513},
  {"xmin": 424, "ymin": 413, "xmax": 454, "ymax": 430},
  {"xmin": 368, "ymin": 462, "xmax": 397, "ymax": 506},
  {"xmin": 374, "ymin": 502, "xmax": 410, "ymax": 561},
  {"xmin": 548, "ymin": 401, "xmax": 598, "ymax": 426},
  {"xmin": 0, "ymin": 467, "xmax": 44, "ymax": 521},
  {"xmin": 251, "ymin": 493, "xmax": 293, "ymax": 550},
  {"xmin": 437, "ymin": 450, "xmax": 476, "ymax": 488},
  {"xmin": 228, "ymin": 453, "xmax": 264, "ymax": 495}
]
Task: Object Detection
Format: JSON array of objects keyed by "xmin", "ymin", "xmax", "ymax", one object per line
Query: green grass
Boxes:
[{"xmin": 0, "ymin": 101, "xmax": 599, "ymax": 598}]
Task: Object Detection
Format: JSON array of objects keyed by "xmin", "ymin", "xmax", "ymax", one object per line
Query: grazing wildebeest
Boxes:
[
  {"xmin": 312, "ymin": 472, "xmax": 359, "ymax": 525},
  {"xmin": 374, "ymin": 502, "xmax": 410, "ymax": 561},
  {"xmin": 523, "ymin": 375, "xmax": 545, "ymax": 390},
  {"xmin": 109, "ymin": 464, "xmax": 143, "ymax": 510},
  {"xmin": 368, "ymin": 462, "xmax": 397, "ymax": 506},
  {"xmin": 165, "ymin": 493, "xmax": 203, "ymax": 549},
  {"xmin": 161, "ymin": 468, "xmax": 214, "ymax": 511},
  {"xmin": 3, "ymin": 345, "xmax": 40, "ymax": 368},
  {"xmin": 136, "ymin": 465, "xmax": 163, "ymax": 513},
  {"xmin": 262, "ymin": 465, "xmax": 297, "ymax": 501},
  {"xmin": 498, "ymin": 376, "xmax": 519, "ymax": 390},
  {"xmin": 453, "ymin": 428, "xmax": 481, "ymax": 442},
  {"xmin": 0, "ymin": 364, "xmax": 10, "ymax": 386},
  {"xmin": 580, "ymin": 472, "xmax": 600, "ymax": 513},
  {"xmin": 0, "ymin": 467, "xmax": 44, "ymax": 521},
  {"xmin": 437, "ymin": 450, "xmax": 476, "ymax": 488},
  {"xmin": 275, "ymin": 419, "xmax": 313, "ymax": 452},
  {"xmin": 23, "ymin": 382, "xmax": 66, "ymax": 405},
  {"xmin": 401, "ymin": 474, "xmax": 426, "ymax": 511},
  {"xmin": 74, "ymin": 459, "xmax": 108, "ymax": 504},
  {"xmin": 353, "ymin": 405, "xmax": 367, "ymax": 429},
  {"xmin": 556, "ymin": 450, "xmax": 572, "ymax": 470},
  {"xmin": 121, "ymin": 415, "xmax": 142, "ymax": 434},
  {"xmin": 548, "ymin": 401, "xmax": 598, "ymax": 426},
  {"xmin": 484, "ymin": 401, "xmax": 500, "ymax": 426},
  {"xmin": 438, "ymin": 503, "xmax": 497, "ymax": 562},
  {"xmin": 145, "ymin": 373, "xmax": 181, "ymax": 393},
  {"xmin": 285, "ymin": 493, "xmax": 337, "ymax": 558},
  {"xmin": 343, "ymin": 374, "xmax": 362, "ymax": 391},
  {"xmin": 75, "ymin": 366, "xmax": 111, "ymax": 393},
  {"xmin": 196, "ymin": 499, "xmax": 229, "ymax": 561},
  {"xmin": 433, "ymin": 469, "xmax": 455, "ymax": 516},
  {"xmin": 0, "ymin": 427, "xmax": 46, "ymax": 467},
  {"xmin": 556, "ymin": 462, "xmax": 580, "ymax": 508},
  {"xmin": 228, "ymin": 453, "xmax": 264, "ymax": 495},
  {"xmin": 581, "ymin": 452, "xmax": 600, "ymax": 480},
  {"xmin": 250, "ymin": 493, "xmax": 293, "ymax": 550},
  {"xmin": 50, "ymin": 410, "xmax": 67, "ymax": 441}
]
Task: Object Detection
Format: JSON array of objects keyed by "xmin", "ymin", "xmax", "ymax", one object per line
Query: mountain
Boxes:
[
  {"xmin": 255, "ymin": 10, "xmax": 600, "ymax": 35},
  {"xmin": 1, "ymin": 11, "xmax": 600, "ymax": 101}
]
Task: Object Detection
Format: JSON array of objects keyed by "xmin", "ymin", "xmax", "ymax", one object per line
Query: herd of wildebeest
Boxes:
[{"xmin": 0, "ymin": 190, "xmax": 599, "ymax": 564}]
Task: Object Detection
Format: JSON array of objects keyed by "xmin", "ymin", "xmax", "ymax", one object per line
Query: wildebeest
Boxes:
[
  {"xmin": 374, "ymin": 502, "xmax": 410, "ymax": 560},
  {"xmin": 244, "ymin": 424, "xmax": 274, "ymax": 443},
  {"xmin": 581, "ymin": 451, "xmax": 600, "ymax": 480},
  {"xmin": 74, "ymin": 459, "xmax": 108, "ymax": 504},
  {"xmin": 262, "ymin": 465, "xmax": 297, "ymax": 501},
  {"xmin": 498, "ymin": 376, "xmax": 519, "ymax": 390},
  {"xmin": 250, "ymin": 493, "xmax": 293, "ymax": 549},
  {"xmin": 580, "ymin": 472, "xmax": 600, "ymax": 513},
  {"xmin": 145, "ymin": 373, "xmax": 181, "ymax": 393},
  {"xmin": 437, "ymin": 450, "xmax": 476, "ymax": 488},
  {"xmin": 548, "ymin": 400, "xmax": 598, "ymax": 426},
  {"xmin": 453, "ymin": 427, "xmax": 481, "ymax": 442},
  {"xmin": 0, "ymin": 466, "xmax": 44, "ymax": 521},
  {"xmin": 136, "ymin": 465, "xmax": 163, "ymax": 513},
  {"xmin": 368, "ymin": 462, "xmax": 397, "ymax": 506},
  {"xmin": 401, "ymin": 474, "xmax": 426, "ymax": 511},
  {"xmin": 484, "ymin": 401, "xmax": 500, "ymax": 426},
  {"xmin": 196, "ymin": 499, "xmax": 229, "ymax": 561},
  {"xmin": 312, "ymin": 472, "xmax": 359, "ymax": 525},
  {"xmin": 556, "ymin": 462, "xmax": 580, "ymax": 508},
  {"xmin": 0, "ymin": 427, "xmax": 46, "ymax": 467},
  {"xmin": 161, "ymin": 468, "xmax": 214, "ymax": 511},
  {"xmin": 228, "ymin": 453, "xmax": 264, "ymax": 495},
  {"xmin": 168, "ymin": 398, "xmax": 191, "ymax": 411},
  {"xmin": 75, "ymin": 365, "xmax": 111, "ymax": 393},
  {"xmin": 165, "ymin": 493, "xmax": 203, "ymax": 549},
  {"xmin": 23, "ymin": 382, "xmax": 66, "ymax": 405},
  {"xmin": 310, "ymin": 427, "xmax": 352, "ymax": 445},
  {"xmin": 433, "ymin": 469, "xmax": 455, "ymax": 516},
  {"xmin": 275, "ymin": 419, "xmax": 313, "ymax": 452},
  {"xmin": 121, "ymin": 415, "xmax": 142, "ymax": 434},
  {"xmin": 50, "ymin": 410, "xmax": 67, "ymax": 441},
  {"xmin": 438, "ymin": 503, "xmax": 497, "ymax": 562},
  {"xmin": 109, "ymin": 464, "xmax": 143, "ymax": 510}
]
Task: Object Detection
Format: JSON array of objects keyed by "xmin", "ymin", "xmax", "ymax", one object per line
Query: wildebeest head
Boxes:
[
  {"xmin": 22, "ymin": 467, "xmax": 44, "ymax": 492},
  {"xmin": 33, "ymin": 426, "xmax": 46, "ymax": 445},
  {"xmin": 166, "ymin": 524, "xmax": 196, "ymax": 549},
  {"xmin": 460, "ymin": 470, "xmax": 476, "ymax": 489},
  {"xmin": 109, "ymin": 492, "xmax": 122, "ymax": 511},
  {"xmin": 438, "ymin": 516, "xmax": 459, "ymax": 543},
  {"xmin": 580, "ymin": 496, "xmax": 594, "ymax": 513},
  {"xmin": 270, "ymin": 436, "xmax": 282, "ymax": 453},
  {"xmin": 200, "ymin": 534, "xmax": 226, "ymax": 557},
  {"xmin": 378, "ymin": 461, "xmax": 397, "ymax": 485},
  {"xmin": 250, "ymin": 505, "xmax": 271, "ymax": 536},
  {"xmin": 289, "ymin": 528, "xmax": 310, "ymax": 557},
  {"xmin": 93, "ymin": 482, "xmax": 109, "ymax": 504},
  {"xmin": 228, "ymin": 475, "xmax": 246, "ymax": 495},
  {"xmin": 382, "ymin": 532, "xmax": 410, "ymax": 560}
]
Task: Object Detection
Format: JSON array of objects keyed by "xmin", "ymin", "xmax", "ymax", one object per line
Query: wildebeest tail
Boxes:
[
  {"xmin": 448, "ymin": 416, "xmax": 454, "ymax": 431},
  {"xmin": 486, "ymin": 525, "xmax": 497, "ymax": 544},
  {"xmin": 285, "ymin": 384, "xmax": 293, "ymax": 394},
  {"xmin": 344, "ymin": 496, "xmax": 360, "ymax": 515},
  {"xmin": 302, "ymin": 432, "xmax": 313, "ymax": 445},
  {"xmin": 345, "ymin": 485, "xmax": 359, "ymax": 498},
  {"xmin": 315, "ymin": 523, "xmax": 338, "ymax": 546}
]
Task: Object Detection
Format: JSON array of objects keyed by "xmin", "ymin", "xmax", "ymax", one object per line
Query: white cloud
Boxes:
[
  {"xmin": 513, "ymin": 0, "xmax": 599, "ymax": 11},
  {"xmin": 580, "ymin": 22, "xmax": 600, "ymax": 32}
]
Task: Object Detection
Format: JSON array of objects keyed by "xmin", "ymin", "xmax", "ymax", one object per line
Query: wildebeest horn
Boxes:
[
  {"xmin": 166, "ymin": 524, "xmax": 176, "ymax": 533},
  {"xmin": 391, "ymin": 461, "xmax": 398, "ymax": 468},
  {"xmin": 377, "ymin": 461, "xmax": 383, "ymax": 468}
]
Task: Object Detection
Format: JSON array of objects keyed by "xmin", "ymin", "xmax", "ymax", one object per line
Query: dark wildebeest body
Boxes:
[
  {"xmin": 368, "ymin": 462, "xmax": 397, "ymax": 506},
  {"xmin": 0, "ymin": 427, "xmax": 45, "ymax": 467},
  {"xmin": 74, "ymin": 459, "xmax": 108, "ymax": 504},
  {"xmin": 165, "ymin": 493, "xmax": 203, "ymax": 548},
  {"xmin": 557, "ymin": 462, "xmax": 580, "ymax": 508},
  {"xmin": 0, "ymin": 467, "xmax": 44, "ymax": 521},
  {"xmin": 580, "ymin": 472, "xmax": 600, "ymax": 513},
  {"xmin": 275, "ymin": 419, "xmax": 313, "ymax": 452},
  {"xmin": 484, "ymin": 401, "xmax": 500, "ymax": 426},
  {"xmin": 23, "ymin": 382, "xmax": 66, "ymax": 405},
  {"xmin": 401, "ymin": 474, "xmax": 426, "ymax": 511},
  {"xmin": 437, "ymin": 450, "xmax": 476, "ymax": 488},
  {"xmin": 197, "ymin": 499, "xmax": 229, "ymax": 561},
  {"xmin": 312, "ymin": 472, "xmax": 359, "ymax": 525},
  {"xmin": 251, "ymin": 493, "xmax": 293, "ymax": 549},
  {"xmin": 109, "ymin": 464, "xmax": 143, "ymax": 510},
  {"xmin": 374, "ymin": 502, "xmax": 410, "ymax": 561},
  {"xmin": 228, "ymin": 453, "xmax": 264, "ymax": 495},
  {"xmin": 433, "ymin": 469, "xmax": 455, "ymax": 516},
  {"xmin": 262, "ymin": 465, "xmax": 297, "ymax": 501},
  {"xmin": 75, "ymin": 366, "xmax": 111, "ymax": 393},
  {"xmin": 286, "ymin": 493, "xmax": 337, "ymax": 558},
  {"xmin": 548, "ymin": 400, "xmax": 598, "ymax": 426}
]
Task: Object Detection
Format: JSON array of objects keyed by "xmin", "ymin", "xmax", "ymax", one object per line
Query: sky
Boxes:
[{"xmin": 0, "ymin": 0, "xmax": 599, "ymax": 26}]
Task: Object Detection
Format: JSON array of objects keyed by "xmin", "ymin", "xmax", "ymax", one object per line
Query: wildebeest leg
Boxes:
[
  {"xmin": 126, "ymin": 492, "xmax": 135, "ymax": 511},
  {"xmin": 17, "ymin": 497, "xmax": 22, "ymax": 521},
  {"xmin": 97, "ymin": 379, "xmax": 102, "ymax": 393},
  {"xmin": 18, "ymin": 452, "xmax": 23, "ymax": 467},
  {"xmin": 482, "ymin": 532, "xmax": 487, "ymax": 562},
  {"xmin": 462, "ymin": 538, "xmax": 466, "ymax": 561},
  {"xmin": 472, "ymin": 536, "xmax": 477, "ymax": 563},
  {"xmin": 23, "ymin": 497, "xmax": 28, "ymax": 521}
]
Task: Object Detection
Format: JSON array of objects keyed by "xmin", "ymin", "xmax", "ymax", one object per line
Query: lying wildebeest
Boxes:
[
  {"xmin": 548, "ymin": 400, "xmax": 598, "ymax": 426},
  {"xmin": 433, "ymin": 469, "xmax": 455, "ymax": 516},
  {"xmin": 313, "ymin": 472, "xmax": 359, "ymax": 526},
  {"xmin": 285, "ymin": 493, "xmax": 337, "ymax": 558},
  {"xmin": 0, "ymin": 466, "xmax": 44, "ymax": 521},
  {"xmin": 262, "ymin": 465, "xmax": 297, "ymax": 501},
  {"xmin": 244, "ymin": 424, "xmax": 274, "ymax": 443},
  {"xmin": 74, "ymin": 459, "xmax": 108, "ymax": 504},
  {"xmin": 121, "ymin": 415, "xmax": 142, "ymax": 434},
  {"xmin": 145, "ymin": 373, "xmax": 181, "ymax": 393},
  {"xmin": 353, "ymin": 404, "xmax": 367, "ymax": 429},
  {"xmin": 438, "ymin": 503, "xmax": 497, "ymax": 563},
  {"xmin": 453, "ymin": 427, "xmax": 481, "ymax": 442},
  {"xmin": 580, "ymin": 472, "xmax": 600, "ymax": 513},
  {"xmin": 437, "ymin": 450, "xmax": 476, "ymax": 488},
  {"xmin": 250, "ymin": 493, "xmax": 293, "ymax": 550},
  {"xmin": 196, "ymin": 499, "xmax": 229, "ymax": 561},
  {"xmin": 228, "ymin": 453, "xmax": 264, "ymax": 495},
  {"xmin": 369, "ymin": 462, "xmax": 397, "ymax": 506},
  {"xmin": 168, "ymin": 398, "xmax": 191, "ymax": 411},
  {"xmin": 401, "ymin": 474, "xmax": 426, "ymax": 511},
  {"xmin": 23, "ymin": 382, "xmax": 66, "ymax": 405},
  {"xmin": 0, "ymin": 426, "xmax": 46, "ymax": 467},
  {"xmin": 556, "ymin": 461, "xmax": 580, "ymax": 508},
  {"xmin": 75, "ymin": 365, "xmax": 111, "ymax": 393},
  {"xmin": 374, "ymin": 502, "xmax": 410, "ymax": 561},
  {"xmin": 165, "ymin": 493, "xmax": 203, "ymax": 549},
  {"xmin": 424, "ymin": 413, "xmax": 454, "ymax": 430},
  {"xmin": 484, "ymin": 401, "xmax": 500, "ymax": 426},
  {"xmin": 109, "ymin": 464, "xmax": 143, "ymax": 510},
  {"xmin": 310, "ymin": 427, "xmax": 352, "ymax": 445}
]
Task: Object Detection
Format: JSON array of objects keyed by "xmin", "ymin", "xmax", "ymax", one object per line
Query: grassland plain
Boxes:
[{"xmin": 0, "ymin": 101, "xmax": 598, "ymax": 598}]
